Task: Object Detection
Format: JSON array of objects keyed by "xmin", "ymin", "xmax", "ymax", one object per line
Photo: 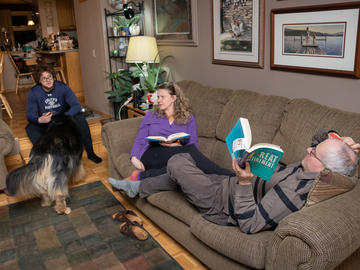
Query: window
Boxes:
[{"xmin": 11, "ymin": 15, "xmax": 29, "ymax": 26}]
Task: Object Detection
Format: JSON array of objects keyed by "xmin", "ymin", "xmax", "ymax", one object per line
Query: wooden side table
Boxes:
[
  {"xmin": 126, "ymin": 103, "xmax": 146, "ymax": 118},
  {"xmin": 100, "ymin": 103, "xmax": 147, "ymax": 126}
]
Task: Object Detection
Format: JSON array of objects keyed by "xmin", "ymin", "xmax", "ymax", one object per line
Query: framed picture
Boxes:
[
  {"xmin": 153, "ymin": 0, "xmax": 198, "ymax": 46},
  {"xmin": 271, "ymin": 2, "xmax": 360, "ymax": 78},
  {"xmin": 212, "ymin": 0, "xmax": 265, "ymax": 68}
]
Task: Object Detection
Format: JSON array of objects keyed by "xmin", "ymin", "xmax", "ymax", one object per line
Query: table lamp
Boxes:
[
  {"xmin": 125, "ymin": 36, "xmax": 160, "ymax": 92},
  {"xmin": 125, "ymin": 36, "xmax": 160, "ymax": 64}
]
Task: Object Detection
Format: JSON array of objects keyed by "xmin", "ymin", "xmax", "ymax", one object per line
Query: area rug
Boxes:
[{"xmin": 0, "ymin": 181, "xmax": 183, "ymax": 270}]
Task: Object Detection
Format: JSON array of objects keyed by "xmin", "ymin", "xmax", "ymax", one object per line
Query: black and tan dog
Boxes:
[{"xmin": 6, "ymin": 114, "xmax": 85, "ymax": 214}]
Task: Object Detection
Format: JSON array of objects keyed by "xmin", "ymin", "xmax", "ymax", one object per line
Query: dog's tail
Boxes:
[{"xmin": 6, "ymin": 155, "xmax": 55, "ymax": 199}]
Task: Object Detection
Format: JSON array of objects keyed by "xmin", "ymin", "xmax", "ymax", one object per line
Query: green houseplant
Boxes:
[
  {"xmin": 131, "ymin": 55, "xmax": 173, "ymax": 93},
  {"xmin": 114, "ymin": 15, "xmax": 140, "ymax": 36},
  {"xmin": 105, "ymin": 69, "xmax": 133, "ymax": 119}
]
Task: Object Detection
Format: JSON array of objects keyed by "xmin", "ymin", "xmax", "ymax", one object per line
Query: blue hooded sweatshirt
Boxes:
[{"xmin": 26, "ymin": 81, "xmax": 81, "ymax": 124}]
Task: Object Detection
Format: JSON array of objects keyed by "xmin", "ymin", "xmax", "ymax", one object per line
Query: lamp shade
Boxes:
[
  {"xmin": 125, "ymin": 36, "xmax": 160, "ymax": 63},
  {"xmin": 27, "ymin": 19, "xmax": 35, "ymax": 26}
]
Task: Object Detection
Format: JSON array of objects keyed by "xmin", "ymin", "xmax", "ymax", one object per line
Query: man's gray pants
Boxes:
[{"xmin": 139, "ymin": 153, "xmax": 228, "ymax": 218}]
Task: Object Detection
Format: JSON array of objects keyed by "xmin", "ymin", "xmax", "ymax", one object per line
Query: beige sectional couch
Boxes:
[
  {"xmin": 101, "ymin": 80, "xmax": 360, "ymax": 270},
  {"xmin": 0, "ymin": 101, "xmax": 16, "ymax": 190}
]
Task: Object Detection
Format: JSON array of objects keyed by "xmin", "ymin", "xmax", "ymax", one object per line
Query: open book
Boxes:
[
  {"xmin": 146, "ymin": 132, "xmax": 190, "ymax": 143},
  {"xmin": 225, "ymin": 118, "xmax": 283, "ymax": 181}
]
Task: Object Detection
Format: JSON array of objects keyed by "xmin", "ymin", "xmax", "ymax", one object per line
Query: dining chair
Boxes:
[
  {"xmin": 7, "ymin": 51, "xmax": 36, "ymax": 94},
  {"xmin": 0, "ymin": 52, "xmax": 13, "ymax": 119},
  {"xmin": 53, "ymin": 66, "xmax": 67, "ymax": 84}
]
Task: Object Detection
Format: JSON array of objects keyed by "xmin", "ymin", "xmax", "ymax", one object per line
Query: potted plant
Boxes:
[
  {"xmin": 105, "ymin": 69, "xmax": 133, "ymax": 119},
  {"xmin": 131, "ymin": 54, "xmax": 173, "ymax": 93},
  {"xmin": 114, "ymin": 15, "xmax": 140, "ymax": 36}
]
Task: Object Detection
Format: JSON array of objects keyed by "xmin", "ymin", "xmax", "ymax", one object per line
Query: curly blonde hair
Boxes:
[{"xmin": 154, "ymin": 82, "xmax": 192, "ymax": 125}]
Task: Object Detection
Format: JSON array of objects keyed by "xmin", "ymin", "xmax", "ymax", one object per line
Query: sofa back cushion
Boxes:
[
  {"xmin": 176, "ymin": 80, "xmax": 235, "ymax": 138},
  {"xmin": 211, "ymin": 90, "xmax": 289, "ymax": 170},
  {"xmin": 272, "ymin": 98, "xmax": 360, "ymax": 165}
]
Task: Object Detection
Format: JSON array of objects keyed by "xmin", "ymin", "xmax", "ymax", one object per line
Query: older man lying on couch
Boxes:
[{"xmin": 109, "ymin": 128, "xmax": 359, "ymax": 234}]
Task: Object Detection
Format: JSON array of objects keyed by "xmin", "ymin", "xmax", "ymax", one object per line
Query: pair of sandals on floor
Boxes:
[{"xmin": 112, "ymin": 209, "xmax": 148, "ymax": 241}]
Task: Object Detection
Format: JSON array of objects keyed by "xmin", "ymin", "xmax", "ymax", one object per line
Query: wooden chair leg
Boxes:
[
  {"xmin": 59, "ymin": 70, "xmax": 67, "ymax": 84},
  {"xmin": 0, "ymin": 75, "xmax": 4, "ymax": 91},
  {"xmin": 15, "ymin": 76, "xmax": 19, "ymax": 95},
  {"xmin": 0, "ymin": 93, "xmax": 13, "ymax": 119},
  {"xmin": 31, "ymin": 74, "xmax": 36, "ymax": 87},
  {"xmin": 55, "ymin": 72, "xmax": 61, "ymax": 81}
]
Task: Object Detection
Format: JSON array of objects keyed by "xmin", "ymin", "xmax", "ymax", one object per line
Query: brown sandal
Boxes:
[
  {"xmin": 119, "ymin": 219, "xmax": 148, "ymax": 241},
  {"xmin": 112, "ymin": 209, "xmax": 143, "ymax": 226}
]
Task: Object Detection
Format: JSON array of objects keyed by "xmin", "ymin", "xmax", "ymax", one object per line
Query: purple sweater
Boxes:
[{"xmin": 130, "ymin": 111, "xmax": 198, "ymax": 160}]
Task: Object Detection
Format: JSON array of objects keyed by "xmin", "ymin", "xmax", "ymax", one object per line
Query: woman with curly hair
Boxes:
[{"xmin": 110, "ymin": 82, "xmax": 233, "ymax": 185}]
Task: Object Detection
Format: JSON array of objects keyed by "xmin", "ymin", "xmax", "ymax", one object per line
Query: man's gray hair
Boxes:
[{"xmin": 321, "ymin": 139, "xmax": 358, "ymax": 177}]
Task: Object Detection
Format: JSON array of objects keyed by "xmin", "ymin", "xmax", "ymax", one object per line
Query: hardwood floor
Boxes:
[{"xmin": 2, "ymin": 88, "xmax": 208, "ymax": 270}]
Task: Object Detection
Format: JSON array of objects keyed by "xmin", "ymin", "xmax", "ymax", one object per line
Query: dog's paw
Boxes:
[
  {"xmin": 41, "ymin": 201, "xmax": 51, "ymax": 207},
  {"xmin": 64, "ymin": 207, "xmax": 71, "ymax": 215},
  {"xmin": 55, "ymin": 207, "xmax": 71, "ymax": 215}
]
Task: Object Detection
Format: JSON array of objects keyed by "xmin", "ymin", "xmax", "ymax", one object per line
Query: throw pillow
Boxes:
[{"xmin": 305, "ymin": 168, "xmax": 356, "ymax": 207}]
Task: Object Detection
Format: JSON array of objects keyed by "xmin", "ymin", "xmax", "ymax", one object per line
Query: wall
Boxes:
[
  {"xmin": 3, "ymin": 54, "xmax": 17, "ymax": 90},
  {"xmin": 161, "ymin": 0, "xmax": 360, "ymax": 113},
  {"xmin": 74, "ymin": 0, "xmax": 110, "ymax": 114},
  {"xmin": 77, "ymin": 0, "xmax": 360, "ymax": 115},
  {"xmin": 38, "ymin": 0, "xmax": 60, "ymax": 37}
]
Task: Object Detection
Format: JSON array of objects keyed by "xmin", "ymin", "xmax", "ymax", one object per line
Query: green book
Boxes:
[{"xmin": 225, "ymin": 118, "xmax": 283, "ymax": 181}]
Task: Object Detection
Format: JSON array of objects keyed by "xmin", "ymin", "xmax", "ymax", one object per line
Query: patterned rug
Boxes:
[{"xmin": 0, "ymin": 181, "xmax": 183, "ymax": 270}]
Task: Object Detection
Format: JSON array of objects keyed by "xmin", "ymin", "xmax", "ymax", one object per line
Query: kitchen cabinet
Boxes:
[{"xmin": 56, "ymin": 0, "xmax": 76, "ymax": 30}]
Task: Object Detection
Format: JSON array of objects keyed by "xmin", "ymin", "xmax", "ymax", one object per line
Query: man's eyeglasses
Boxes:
[
  {"xmin": 40, "ymin": 76, "xmax": 53, "ymax": 82},
  {"xmin": 310, "ymin": 147, "xmax": 325, "ymax": 166}
]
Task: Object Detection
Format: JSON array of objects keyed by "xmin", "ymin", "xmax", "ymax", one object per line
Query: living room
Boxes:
[
  {"xmin": 75, "ymin": 0, "xmax": 360, "ymax": 117},
  {"xmin": 1, "ymin": 0, "xmax": 360, "ymax": 270}
]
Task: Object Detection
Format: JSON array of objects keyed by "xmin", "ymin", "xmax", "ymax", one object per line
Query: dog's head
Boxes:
[
  {"xmin": 47, "ymin": 114, "xmax": 78, "ymax": 132},
  {"xmin": 49, "ymin": 113, "xmax": 72, "ymax": 126}
]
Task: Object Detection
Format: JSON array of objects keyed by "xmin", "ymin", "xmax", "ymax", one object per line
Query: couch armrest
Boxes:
[
  {"xmin": 101, "ymin": 117, "xmax": 142, "ymax": 178},
  {"xmin": 266, "ymin": 183, "xmax": 360, "ymax": 270},
  {"xmin": 0, "ymin": 119, "xmax": 15, "ymax": 155}
]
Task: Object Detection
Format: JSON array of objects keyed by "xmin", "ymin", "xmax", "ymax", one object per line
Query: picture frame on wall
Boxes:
[
  {"xmin": 212, "ymin": 0, "xmax": 265, "ymax": 68},
  {"xmin": 153, "ymin": 0, "xmax": 198, "ymax": 46},
  {"xmin": 271, "ymin": 2, "xmax": 360, "ymax": 78}
]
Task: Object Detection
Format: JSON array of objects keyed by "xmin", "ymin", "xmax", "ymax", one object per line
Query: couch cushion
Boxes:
[
  {"xmin": 305, "ymin": 168, "xmax": 356, "ymax": 207},
  {"xmin": 177, "ymin": 81, "xmax": 235, "ymax": 138},
  {"xmin": 190, "ymin": 214, "xmax": 272, "ymax": 269},
  {"xmin": 0, "ymin": 119, "xmax": 15, "ymax": 155},
  {"xmin": 272, "ymin": 98, "xmax": 360, "ymax": 165},
  {"xmin": 146, "ymin": 191, "xmax": 198, "ymax": 226},
  {"xmin": 212, "ymin": 140, "xmax": 233, "ymax": 171},
  {"xmin": 197, "ymin": 137, "xmax": 217, "ymax": 161},
  {"xmin": 216, "ymin": 90, "xmax": 289, "ymax": 145},
  {"xmin": 212, "ymin": 91, "xmax": 289, "ymax": 169}
]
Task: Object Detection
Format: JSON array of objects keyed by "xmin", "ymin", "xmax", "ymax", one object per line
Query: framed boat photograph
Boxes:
[
  {"xmin": 271, "ymin": 2, "xmax": 360, "ymax": 78},
  {"xmin": 212, "ymin": 0, "xmax": 265, "ymax": 68},
  {"xmin": 153, "ymin": 0, "xmax": 198, "ymax": 46}
]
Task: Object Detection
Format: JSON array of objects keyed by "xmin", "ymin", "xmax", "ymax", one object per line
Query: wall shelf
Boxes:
[{"xmin": 104, "ymin": 1, "xmax": 144, "ymax": 75}]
